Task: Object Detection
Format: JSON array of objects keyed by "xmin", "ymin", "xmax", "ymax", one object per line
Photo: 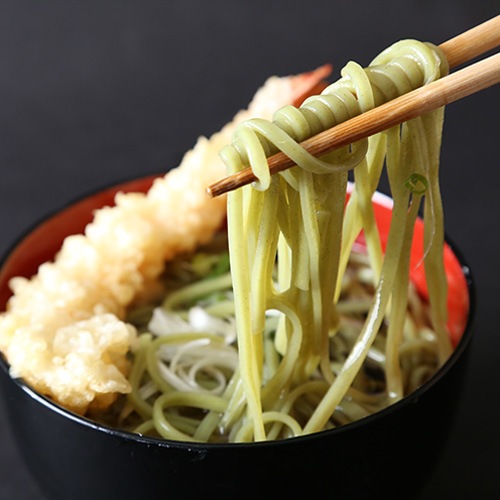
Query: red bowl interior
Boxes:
[{"xmin": 0, "ymin": 176, "xmax": 469, "ymax": 348}]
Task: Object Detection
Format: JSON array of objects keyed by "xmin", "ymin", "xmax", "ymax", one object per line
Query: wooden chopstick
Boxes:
[
  {"xmin": 439, "ymin": 14, "xmax": 500, "ymax": 68},
  {"xmin": 207, "ymin": 15, "xmax": 500, "ymax": 198}
]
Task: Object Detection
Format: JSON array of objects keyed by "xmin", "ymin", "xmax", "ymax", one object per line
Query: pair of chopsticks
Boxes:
[{"xmin": 207, "ymin": 15, "xmax": 500, "ymax": 198}]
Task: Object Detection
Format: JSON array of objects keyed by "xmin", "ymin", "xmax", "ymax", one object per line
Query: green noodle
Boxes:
[
  {"xmin": 117, "ymin": 39, "xmax": 453, "ymax": 443},
  {"xmin": 222, "ymin": 39, "xmax": 450, "ymax": 439}
]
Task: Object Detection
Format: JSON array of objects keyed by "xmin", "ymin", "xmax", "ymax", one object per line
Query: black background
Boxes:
[{"xmin": 0, "ymin": 1, "xmax": 499, "ymax": 498}]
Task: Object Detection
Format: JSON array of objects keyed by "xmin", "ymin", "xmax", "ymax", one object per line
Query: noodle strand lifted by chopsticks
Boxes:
[{"xmin": 221, "ymin": 39, "xmax": 452, "ymax": 440}]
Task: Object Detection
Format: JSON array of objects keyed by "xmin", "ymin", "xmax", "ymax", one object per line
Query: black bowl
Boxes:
[{"xmin": 0, "ymin": 176, "xmax": 475, "ymax": 499}]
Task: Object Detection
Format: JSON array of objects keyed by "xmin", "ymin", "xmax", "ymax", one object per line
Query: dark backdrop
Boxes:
[{"xmin": 0, "ymin": 1, "xmax": 499, "ymax": 498}]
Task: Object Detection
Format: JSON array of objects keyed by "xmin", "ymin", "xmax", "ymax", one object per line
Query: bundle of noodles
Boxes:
[
  {"xmin": 118, "ymin": 39, "xmax": 454, "ymax": 443},
  {"xmin": 220, "ymin": 39, "xmax": 452, "ymax": 440}
]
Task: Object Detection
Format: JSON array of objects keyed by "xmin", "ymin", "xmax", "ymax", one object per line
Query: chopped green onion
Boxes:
[{"xmin": 405, "ymin": 173, "xmax": 428, "ymax": 194}]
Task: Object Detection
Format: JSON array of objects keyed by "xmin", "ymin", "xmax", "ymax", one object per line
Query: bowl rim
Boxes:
[{"xmin": 0, "ymin": 175, "xmax": 476, "ymax": 451}]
